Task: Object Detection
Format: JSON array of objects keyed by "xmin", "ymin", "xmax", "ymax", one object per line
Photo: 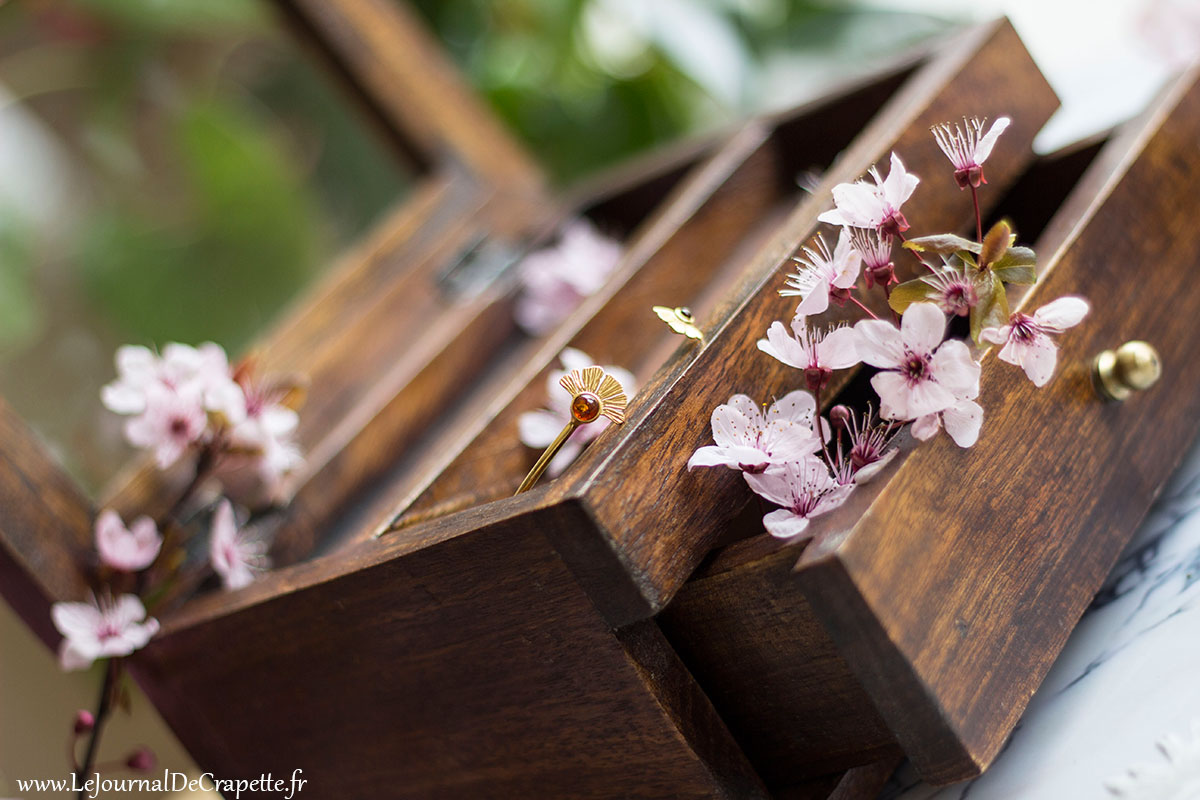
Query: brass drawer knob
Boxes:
[{"xmin": 1093, "ymin": 341, "xmax": 1162, "ymax": 401}]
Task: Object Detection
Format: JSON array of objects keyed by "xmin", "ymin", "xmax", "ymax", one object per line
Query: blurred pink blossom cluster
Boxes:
[
  {"xmin": 514, "ymin": 220, "xmax": 623, "ymax": 335},
  {"xmin": 102, "ymin": 343, "xmax": 302, "ymax": 504}
]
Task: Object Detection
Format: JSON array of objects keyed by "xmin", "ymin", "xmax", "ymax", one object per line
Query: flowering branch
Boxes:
[
  {"xmin": 689, "ymin": 114, "xmax": 1090, "ymax": 540},
  {"xmin": 51, "ymin": 341, "xmax": 308, "ymax": 786}
]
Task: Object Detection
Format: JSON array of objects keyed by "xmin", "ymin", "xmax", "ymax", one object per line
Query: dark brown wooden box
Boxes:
[
  {"xmin": 130, "ymin": 20, "xmax": 1062, "ymax": 798},
  {"xmin": 7, "ymin": 5, "xmax": 1199, "ymax": 797}
]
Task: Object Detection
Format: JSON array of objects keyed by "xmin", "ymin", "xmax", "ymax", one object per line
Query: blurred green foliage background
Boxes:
[{"xmin": 0, "ymin": 0, "xmax": 948, "ymax": 491}]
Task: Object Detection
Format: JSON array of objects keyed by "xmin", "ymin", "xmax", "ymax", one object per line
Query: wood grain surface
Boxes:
[{"xmin": 133, "ymin": 496, "xmax": 769, "ymax": 799}]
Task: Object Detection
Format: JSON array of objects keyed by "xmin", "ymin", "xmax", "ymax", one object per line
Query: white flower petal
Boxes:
[
  {"xmin": 943, "ymin": 399, "xmax": 983, "ymax": 447},
  {"xmin": 882, "ymin": 152, "xmax": 919, "ymax": 207},
  {"xmin": 910, "ymin": 413, "xmax": 942, "ymax": 441},
  {"xmin": 979, "ymin": 324, "xmax": 1010, "ymax": 346},
  {"xmin": 817, "ymin": 326, "xmax": 860, "ymax": 369},
  {"xmin": 900, "ymin": 303, "xmax": 946, "ymax": 355},
  {"xmin": 518, "ymin": 410, "xmax": 565, "ymax": 448},
  {"xmin": 1033, "ymin": 296, "xmax": 1089, "ymax": 331},
  {"xmin": 931, "ymin": 339, "xmax": 981, "ymax": 399},
  {"xmin": 711, "ymin": 404, "xmax": 754, "ymax": 449},
  {"xmin": 973, "ymin": 116, "xmax": 1011, "ymax": 165},
  {"xmin": 854, "ymin": 320, "xmax": 906, "ymax": 368},
  {"xmin": 765, "ymin": 390, "xmax": 817, "ymax": 427},
  {"xmin": 762, "ymin": 509, "xmax": 811, "ymax": 540},
  {"xmin": 757, "ymin": 321, "xmax": 806, "ymax": 370},
  {"xmin": 1019, "ymin": 336, "xmax": 1059, "ymax": 387},
  {"xmin": 743, "ymin": 469, "xmax": 793, "ymax": 507}
]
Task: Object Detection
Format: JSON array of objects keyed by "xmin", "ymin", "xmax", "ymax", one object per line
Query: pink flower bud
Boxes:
[
  {"xmin": 73, "ymin": 710, "xmax": 95, "ymax": 735},
  {"xmin": 125, "ymin": 747, "xmax": 155, "ymax": 772},
  {"xmin": 829, "ymin": 405, "xmax": 852, "ymax": 431}
]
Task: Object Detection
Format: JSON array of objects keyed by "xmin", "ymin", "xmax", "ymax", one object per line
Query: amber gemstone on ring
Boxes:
[{"xmin": 571, "ymin": 392, "xmax": 602, "ymax": 423}]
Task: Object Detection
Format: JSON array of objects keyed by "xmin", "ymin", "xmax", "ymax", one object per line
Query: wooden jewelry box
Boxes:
[{"xmin": 4, "ymin": 3, "xmax": 1200, "ymax": 797}]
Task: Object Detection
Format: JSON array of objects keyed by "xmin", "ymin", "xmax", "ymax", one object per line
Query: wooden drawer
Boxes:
[{"xmin": 662, "ymin": 65, "xmax": 1200, "ymax": 789}]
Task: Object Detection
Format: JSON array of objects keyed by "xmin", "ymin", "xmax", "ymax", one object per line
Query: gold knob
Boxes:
[{"xmin": 1092, "ymin": 341, "xmax": 1162, "ymax": 401}]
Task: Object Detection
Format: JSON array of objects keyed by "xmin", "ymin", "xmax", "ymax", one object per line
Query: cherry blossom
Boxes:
[
  {"xmin": 94, "ymin": 510, "xmax": 161, "ymax": 572},
  {"xmin": 817, "ymin": 152, "xmax": 919, "ymax": 236},
  {"xmin": 215, "ymin": 376, "xmax": 304, "ymax": 504},
  {"xmin": 848, "ymin": 227, "xmax": 895, "ymax": 289},
  {"xmin": 517, "ymin": 348, "xmax": 635, "ymax": 477},
  {"xmin": 780, "ymin": 229, "xmax": 861, "ymax": 316},
  {"xmin": 980, "ymin": 296, "xmax": 1090, "ymax": 386},
  {"xmin": 209, "ymin": 499, "xmax": 270, "ymax": 591},
  {"xmin": 122, "ymin": 384, "xmax": 209, "ymax": 468},
  {"xmin": 931, "ymin": 116, "xmax": 1010, "ymax": 189},
  {"xmin": 855, "ymin": 302, "xmax": 980, "ymax": 421},
  {"xmin": 688, "ymin": 391, "xmax": 821, "ymax": 474},
  {"xmin": 51, "ymin": 594, "xmax": 159, "ymax": 671},
  {"xmin": 102, "ymin": 342, "xmax": 242, "ymax": 467},
  {"xmin": 830, "ymin": 406, "xmax": 899, "ymax": 484},
  {"xmin": 514, "ymin": 221, "xmax": 623, "ymax": 335},
  {"xmin": 743, "ymin": 459, "xmax": 854, "ymax": 539},
  {"xmin": 757, "ymin": 317, "xmax": 859, "ymax": 393},
  {"xmin": 101, "ymin": 343, "xmax": 231, "ymax": 415},
  {"xmin": 921, "ymin": 267, "xmax": 979, "ymax": 317}
]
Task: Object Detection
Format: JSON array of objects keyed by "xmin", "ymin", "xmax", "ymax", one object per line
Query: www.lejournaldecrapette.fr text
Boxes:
[{"xmin": 12, "ymin": 768, "xmax": 307, "ymax": 798}]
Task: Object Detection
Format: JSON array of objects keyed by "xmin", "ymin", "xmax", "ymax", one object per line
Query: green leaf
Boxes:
[
  {"xmin": 969, "ymin": 272, "xmax": 1010, "ymax": 345},
  {"xmin": 903, "ymin": 233, "xmax": 980, "ymax": 255},
  {"xmin": 888, "ymin": 277, "xmax": 935, "ymax": 315},
  {"xmin": 993, "ymin": 264, "xmax": 1036, "ymax": 285},
  {"xmin": 992, "ymin": 245, "xmax": 1036, "ymax": 269}
]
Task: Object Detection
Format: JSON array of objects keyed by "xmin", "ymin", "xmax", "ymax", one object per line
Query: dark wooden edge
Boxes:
[
  {"xmin": 0, "ymin": 399, "xmax": 93, "ymax": 649},
  {"xmin": 616, "ymin": 620, "xmax": 773, "ymax": 799},
  {"xmin": 796, "ymin": 66, "xmax": 1200, "ymax": 783}
]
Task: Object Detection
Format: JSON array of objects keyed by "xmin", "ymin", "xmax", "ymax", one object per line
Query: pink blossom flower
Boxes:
[
  {"xmin": 102, "ymin": 342, "xmax": 244, "ymax": 467},
  {"xmin": 830, "ymin": 406, "xmax": 899, "ymax": 485},
  {"xmin": 910, "ymin": 396, "xmax": 984, "ymax": 448},
  {"xmin": 101, "ymin": 343, "xmax": 231, "ymax": 415},
  {"xmin": 855, "ymin": 302, "xmax": 981, "ymax": 421},
  {"xmin": 744, "ymin": 459, "xmax": 854, "ymax": 539},
  {"xmin": 688, "ymin": 391, "xmax": 821, "ymax": 474},
  {"xmin": 518, "ymin": 348, "xmax": 636, "ymax": 477},
  {"xmin": 514, "ymin": 221, "xmax": 623, "ymax": 335},
  {"xmin": 210, "ymin": 499, "xmax": 270, "ymax": 590},
  {"xmin": 94, "ymin": 510, "xmax": 161, "ymax": 572},
  {"xmin": 931, "ymin": 116, "xmax": 1011, "ymax": 189},
  {"xmin": 780, "ymin": 229, "xmax": 861, "ymax": 316},
  {"xmin": 848, "ymin": 227, "xmax": 895, "ymax": 289},
  {"xmin": 214, "ymin": 377, "xmax": 304, "ymax": 504},
  {"xmin": 51, "ymin": 594, "xmax": 159, "ymax": 671},
  {"xmin": 921, "ymin": 267, "xmax": 980, "ymax": 317},
  {"xmin": 817, "ymin": 152, "xmax": 919, "ymax": 236},
  {"xmin": 122, "ymin": 385, "xmax": 209, "ymax": 468},
  {"xmin": 757, "ymin": 317, "xmax": 859, "ymax": 393},
  {"xmin": 980, "ymin": 296, "xmax": 1090, "ymax": 386}
]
